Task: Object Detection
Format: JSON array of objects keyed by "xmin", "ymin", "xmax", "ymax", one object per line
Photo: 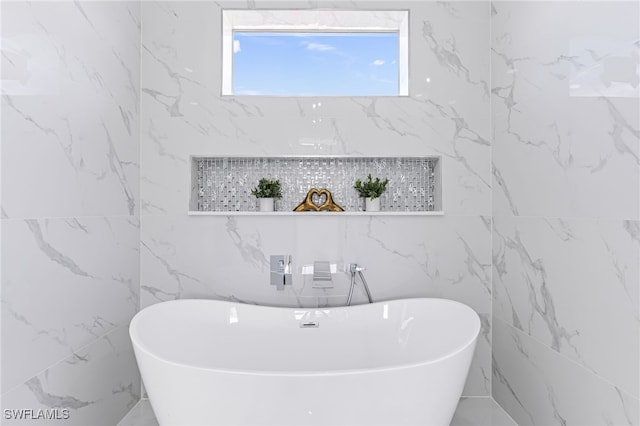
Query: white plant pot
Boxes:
[
  {"xmin": 365, "ymin": 197, "xmax": 381, "ymax": 212},
  {"xmin": 259, "ymin": 198, "xmax": 275, "ymax": 212}
]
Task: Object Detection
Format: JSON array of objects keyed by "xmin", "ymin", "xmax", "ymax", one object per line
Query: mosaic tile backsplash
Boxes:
[{"xmin": 193, "ymin": 157, "xmax": 439, "ymax": 212}]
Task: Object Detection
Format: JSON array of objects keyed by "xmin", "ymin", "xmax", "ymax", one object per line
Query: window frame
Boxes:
[{"xmin": 221, "ymin": 9, "xmax": 409, "ymax": 97}]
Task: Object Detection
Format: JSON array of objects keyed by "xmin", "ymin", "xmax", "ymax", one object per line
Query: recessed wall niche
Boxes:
[{"xmin": 189, "ymin": 156, "xmax": 442, "ymax": 215}]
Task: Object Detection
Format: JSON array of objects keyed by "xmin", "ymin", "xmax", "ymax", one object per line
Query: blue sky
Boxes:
[{"xmin": 232, "ymin": 32, "xmax": 399, "ymax": 96}]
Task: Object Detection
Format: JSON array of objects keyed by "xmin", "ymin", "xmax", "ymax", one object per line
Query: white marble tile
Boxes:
[
  {"xmin": 141, "ymin": 109, "xmax": 489, "ymax": 216},
  {"xmin": 342, "ymin": 215, "xmax": 491, "ymax": 313},
  {"xmin": 140, "ymin": 1, "xmax": 490, "ymax": 216},
  {"xmin": 410, "ymin": 2, "xmax": 491, "ymax": 101},
  {"xmin": 491, "ymin": 1, "xmax": 639, "ymax": 220},
  {"xmin": 1, "ymin": 216, "xmax": 140, "ymax": 392},
  {"xmin": 451, "ymin": 397, "xmax": 517, "ymax": 426},
  {"xmin": 117, "ymin": 400, "xmax": 158, "ymax": 426},
  {"xmin": 405, "ymin": 1, "xmax": 491, "ymax": 216},
  {"xmin": 140, "ymin": 214, "xmax": 296, "ymax": 308},
  {"xmin": 2, "ymin": 325, "xmax": 140, "ymax": 426},
  {"xmin": 463, "ymin": 313, "xmax": 492, "ymax": 396},
  {"xmin": 493, "ymin": 319, "xmax": 639, "ymax": 426},
  {"xmin": 1, "ymin": 1, "xmax": 140, "ymax": 219},
  {"xmin": 493, "ymin": 216, "xmax": 639, "ymax": 398},
  {"xmin": 140, "ymin": 112, "xmax": 489, "ymax": 215},
  {"xmin": 140, "ymin": 215, "xmax": 490, "ymax": 310}
]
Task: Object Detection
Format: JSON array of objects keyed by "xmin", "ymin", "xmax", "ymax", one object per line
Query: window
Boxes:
[
  {"xmin": 222, "ymin": 10, "xmax": 409, "ymax": 97},
  {"xmin": 232, "ymin": 32, "xmax": 399, "ymax": 96}
]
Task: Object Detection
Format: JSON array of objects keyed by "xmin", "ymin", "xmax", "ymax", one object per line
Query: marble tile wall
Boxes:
[
  {"xmin": 491, "ymin": 1, "xmax": 640, "ymax": 425},
  {"xmin": 3, "ymin": 1, "xmax": 638, "ymax": 424},
  {"xmin": 140, "ymin": 0, "xmax": 492, "ymax": 397},
  {"xmin": 1, "ymin": 1, "xmax": 141, "ymax": 425}
]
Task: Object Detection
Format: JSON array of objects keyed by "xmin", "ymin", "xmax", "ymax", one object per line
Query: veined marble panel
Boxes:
[
  {"xmin": 1, "ymin": 217, "xmax": 140, "ymax": 392},
  {"xmin": 140, "ymin": 215, "xmax": 490, "ymax": 310},
  {"xmin": 2, "ymin": 325, "xmax": 140, "ymax": 426},
  {"xmin": 141, "ymin": 110, "xmax": 487, "ymax": 214},
  {"xmin": 493, "ymin": 319, "xmax": 639, "ymax": 426},
  {"xmin": 140, "ymin": 1, "xmax": 490, "ymax": 216},
  {"xmin": 1, "ymin": 1, "xmax": 140, "ymax": 219},
  {"xmin": 463, "ymin": 313, "xmax": 491, "ymax": 396},
  {"xmin": 491, "ymin": 1, "xmax": 639, "ymax": 219},
  {"xmin": 140, "ymin": 214, "xmax": 491, "ymax": 395},
  {"xmin": 493, "ymin": 216, "xmax": 639, "ymax": 398},
  {"xmin": 342, "ymin": 215, "xmax": 491, "ymax": 312}
]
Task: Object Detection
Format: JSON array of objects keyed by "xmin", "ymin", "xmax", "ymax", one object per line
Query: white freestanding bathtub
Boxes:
[{"xmin": 130, "ymin": 298, "xmax": 480, "ymax": 426}]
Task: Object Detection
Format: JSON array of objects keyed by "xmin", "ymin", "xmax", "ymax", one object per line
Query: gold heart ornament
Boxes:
[{"xmin": 294, "ymin": 188, "xmax": 344, "ymax": 212}]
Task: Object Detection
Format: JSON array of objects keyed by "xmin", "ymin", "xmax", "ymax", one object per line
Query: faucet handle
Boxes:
[
  {"xmin": 348, "ymin": 263, "xmax": 365, "ymax": 273},
  {"xmin": 270, "ymin": 255, "xmax": 291, "ymax": 272},
  {"xmin": 313, "ymin": 261, "xmax": 332, "ymax": 281},
  {"xmin": 270, "ymin": 255, "xmax": 292, "ymax": 290}
]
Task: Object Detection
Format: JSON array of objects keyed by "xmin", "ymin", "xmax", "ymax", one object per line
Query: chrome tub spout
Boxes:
[{"xmin": 346, "ymin": 263, "xmax": 373, "ymax": 306}]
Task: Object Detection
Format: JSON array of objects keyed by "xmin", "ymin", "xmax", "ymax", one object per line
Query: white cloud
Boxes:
[
  {"xmin": 371, "ymin": 59, "xmax": 385, "ymax": 66},
  {"xmin": 303, "ymin": 42, "xmax": 335, "ymax": 51},
  {"xmin": 236, "ymin": 90, "xmax": 264, "ymax": 95},
  {"xmin": 233, "ymin": 40, "xmax": 241, "ymax": 53},
  {"xmin": 370, "ymin": 74, "xmax": 395, "ymax": 84}
]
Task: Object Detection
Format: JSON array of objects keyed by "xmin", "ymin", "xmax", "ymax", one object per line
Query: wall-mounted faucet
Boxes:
[
  {"xmin": 270, "ymin": 255, "xmax": 292, "ymax": 291},
  {"xmin": 312, "ymin": 261, "xmax": 333, "ymax": 288},
  {"xmin": 347, "ymin": 263, "xmax": 373, "ymax": 305}
]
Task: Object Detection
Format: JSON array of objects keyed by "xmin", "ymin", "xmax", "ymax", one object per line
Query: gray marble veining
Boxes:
[
  {"xmin": 2, "ymin": 216, "xmax": 140, "ymax": 392},
  {"xmin": 1, "ymin": 4, "xmax": 141, "ymax": 426},
  {"xmin": 25, "ymin": 220, "xmax": 94, "ymax": 279},
  {"xmin": 493, "ymin": 216, "xmax": 639, "ymax": 399},
  {"xmin": 491, "ymin": 4, "xmax": 639, "ymax": 424},
  {"xmin": 491, "ymin": 2, "xmax": 639, "ymax": 219},
  {"xmin": 494, "ymin": 320, "xmax": 639, "ymax": 426},
  {"xmin": 140, "ymin": 0, "xmax": 490, "ymax": 216},
  {"xmin": 3, "ymin": 326, "xmax": 140, "ymax": 426},
  {"xmin": 2, "ymin": 1, "xmax": 140, "ymax": 219},
  {"xmin": 25, "ymin": 377, "xmax": 95, "ymax": 410}
]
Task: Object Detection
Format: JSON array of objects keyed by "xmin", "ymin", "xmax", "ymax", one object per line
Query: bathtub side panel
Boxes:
[{"xmin": 135, "ymin": 339, "xmax": 477, "ymax": 426}]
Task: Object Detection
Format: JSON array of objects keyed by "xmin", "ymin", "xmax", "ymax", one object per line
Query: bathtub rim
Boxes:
[{"xmin": 130, "ymin": 297, "xmax": 481, "ymax": 378}]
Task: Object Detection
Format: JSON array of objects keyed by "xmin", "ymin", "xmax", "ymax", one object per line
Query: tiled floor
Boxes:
[
  {"xmin": 118, "ymin": 400, "xmax": 157, "ymax": 426},
  {"xmin": 450, "ymin": 397, "xmax": 517, "ymax": 426},
  {"xmin": 118, "ymin": 397, "xmax": 517, "ymax": 426}
]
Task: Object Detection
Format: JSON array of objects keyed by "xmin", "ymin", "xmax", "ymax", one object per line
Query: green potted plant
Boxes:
[
  {"xmin": 353, "ymin": 174, "xmax": 389, "ymax": 212},
  {"xmin": 251, "ymin": 178, "xmax": 283, "ymax": 212}
]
